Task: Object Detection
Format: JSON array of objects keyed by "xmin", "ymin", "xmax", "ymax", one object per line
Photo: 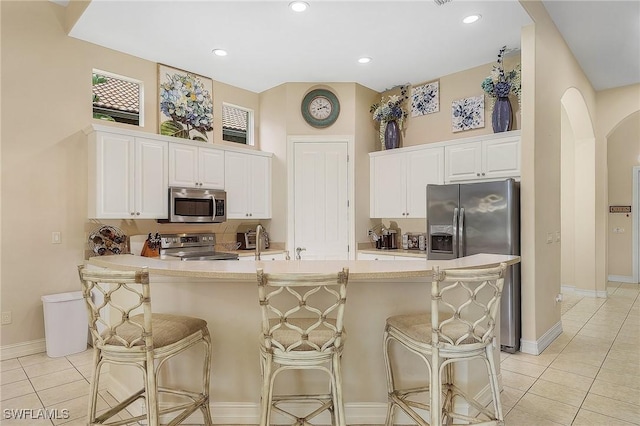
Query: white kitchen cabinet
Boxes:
[
  {"xmin": 224, "ymin": 151, "xmax": 272, "ymax": 219},
  {"xmin": 88, "ymin": 132, "xmax": 168, "ymax": 219},
  {"xmin": 444, "ymin": 136, "xmax": 520, "ymax": 183},
  {"xmin": 357, "ymin": 252, "xmax": 396, "ymax": 260},
  {"xmin": 168, "ymin": 144, "xmax": 225, "ymax": 189},
  {"xmin": 370, "ymin": 146, "xmax": 444, "ymax": 218},
  {"xmin": 238, "ymin": 252, "xmax": 286, "ymax": 261}
]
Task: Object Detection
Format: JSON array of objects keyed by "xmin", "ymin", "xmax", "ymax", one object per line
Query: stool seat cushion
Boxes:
[
  {"xmin": 104, "ymin": 313, "xmax": 207, "ymax": 347},
  {"xmin": 265, "ymin": 318, "xmax": 345, "ymax": 351},
  {"xmin": 387, "ymin": 313, "xmax": 485, "ymax": 346}
]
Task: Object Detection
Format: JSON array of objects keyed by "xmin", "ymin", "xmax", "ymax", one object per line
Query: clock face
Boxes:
[
  {"xmin": 301, "ymin": 89, "xmax": 340, "ymax": 128},
  {"xmin": 309, "ymin": 96, "xmax": 333, "ymax": 120}
]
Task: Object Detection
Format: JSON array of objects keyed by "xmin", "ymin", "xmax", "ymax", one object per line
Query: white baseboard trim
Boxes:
[
  {"xmin": 0, "ymin": 339, "xmax": 46, "ymax": 361},
  {"xmin": 561, "ymin": 285, "xmax": 608, "ymax": 298},
  {"xmin": 520, "ymin": 320, "xmax": 563, "ymax": 355},
  {"xmin": 108, "ymin": 376, "xmax": 499, "ymax": 424},
  {"xmin": 608, "ymin": 275, "xmax": 637, "ymax": 284}
]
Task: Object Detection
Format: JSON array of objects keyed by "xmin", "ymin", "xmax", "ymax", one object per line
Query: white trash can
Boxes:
[{"xmin": 41, "ymin": 291, "xmax": 88, "ymax": 358}]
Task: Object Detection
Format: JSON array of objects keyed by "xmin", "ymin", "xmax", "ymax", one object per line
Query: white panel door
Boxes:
[
  {"xmin": 94, "ymin": 132, "xmax": 135, "ymax": 218},
  {"xmin": 224, "ymin": 151, "xmax": 250, "ymax": 218},
  {"xmin": 406, "ymin": 147, "xmax": 444, "ymax": 218},
  {"xmin": 483, "ymin": 136, "xmax": 521, "ymax": 179},
  {"xmin": 168, "ymin": 144, "xmax": 199, "ymax": 187},
  {"xmin": 294, "ymin": 142, "xmax": 348, "ymax": 260},
  {"xmin": 199, "ymin": 147, "xmax": 225, "ymax": 189},
  {"xmin": 370, "ymin": 153, "xmax": 406, "ymax": 218},
  {"xmin": 444, "ymin": 142, "xmax": 482, "ymax": 182},
  {"xmin": 135, "ymin": 138, "xmax": 168, "ymax": 219}
]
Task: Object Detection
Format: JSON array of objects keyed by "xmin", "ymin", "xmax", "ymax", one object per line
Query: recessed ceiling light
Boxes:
[
  {"xmin": 358, "ymin": 57, "xmax": 372, "ymax": 64},
  {"xmin": 289, "ymin": 1, "xmax": 309, "ymax": 12},
  {"xmin": 463, "ymin": 14, "xmax": 481, "ymax": 24},
  {"xmin": 212, "ymin": 49, "xmax": 228, "ymax": 57}
]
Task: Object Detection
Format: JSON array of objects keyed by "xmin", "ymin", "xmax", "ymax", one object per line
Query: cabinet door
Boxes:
[
  {"xmin": 444, "ymin": 142, "xmax": 482, "ymax": 182},
  {"xmin": 248, "ymin": 155, "xmax": 271, "ymax": 219},
  {"xmin": 406, "ymin": 147, "xmax": 444, "ymax": 218},
  {"xmin": 168, "ymin": 144, "xmax": 199, "ymax": 187},
  {"xmin": 90, "ymin": 132, "xmax": 135, "ymax": 218},
  {"xmin": 135, "ymin": 138, "xmax": 168, "ymax": 219},
  {"xmin": 224, "ymin": 151, "xmax": 251, "ymax": 218},
  {"xmin": 199, "ymin": 148, "xmax": 225, "ymax": 189},
  {"xmin": 358, "ymin": 252, "xmax": 395, "ymax": 260},
  {"xmin": 483, "ymin": 136, "xmax": 520, "ymax": 179},
  {"xmin": 370, "ymin": 153, "xmax": 406, "ymax": 218}
]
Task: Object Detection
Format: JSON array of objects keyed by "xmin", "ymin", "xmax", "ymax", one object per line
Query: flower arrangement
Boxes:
[
  {"xmin": 370, "ymin": 85, "xmax": 409, "ymax": 124},
  {"xmin": 159, "ymin": 72, "xmax": 213, "ymax": 141},
  {"xmin": 481, "ymin": 46, "xmax": 521, "ymax": 108}
]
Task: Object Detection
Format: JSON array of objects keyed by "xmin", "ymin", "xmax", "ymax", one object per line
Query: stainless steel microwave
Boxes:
[{"xmin": 163, "ymin": 187, "xmax": 227, "ymax": 223}]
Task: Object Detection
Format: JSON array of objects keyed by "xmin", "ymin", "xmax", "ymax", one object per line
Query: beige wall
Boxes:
[
  {"xmin": 607, "ymin": 111, "xmax": 640, "ymax": 277},
  {"xmin": 520, "ymin": 0, "xmax": 598, "ymax": 346},
  {"xmin": 0, "ymin": 1, "xmax": 259, "ymax": 346},
  {"xmin": 377, "ymin": 57, "xmax": 522, "ymax": 149}
]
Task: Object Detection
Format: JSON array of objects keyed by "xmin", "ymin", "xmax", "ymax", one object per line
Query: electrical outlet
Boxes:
[
  {"xmin": 52, "ymin": 231, "xmax": 61, "ymax": 244},
  {"xmin": 1, "ymin": 311, "xmax": 12, "ymax": 325},
  {"xmin": 555, "ymin": 231, "xmax": 561, "ymax": 242},
  {"xmin": 546, "ymin": 233, "xmax": 553, "ymax": 244}
]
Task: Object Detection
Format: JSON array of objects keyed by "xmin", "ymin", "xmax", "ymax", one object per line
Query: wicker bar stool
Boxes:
[
  {"xmin": 383, "ymin": 263, "xmax": 507, "ymax": 426},
  {"xmin": 78, "ymin": 266, "xmax": 213, "ymax": 426},
  {"xmin": 256, "ymin": 267, "xmax": 349, "ymax": 426}
]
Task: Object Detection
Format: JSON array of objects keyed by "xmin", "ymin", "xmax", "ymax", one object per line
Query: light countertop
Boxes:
[{"xmin": 87, "ymin": 253, "xmax": 520, "ymax": 280}]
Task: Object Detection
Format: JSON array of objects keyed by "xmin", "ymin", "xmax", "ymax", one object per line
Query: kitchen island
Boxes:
[{"xmin": 87, "ymin": 253, "xmax": 519, "ymax": 424}]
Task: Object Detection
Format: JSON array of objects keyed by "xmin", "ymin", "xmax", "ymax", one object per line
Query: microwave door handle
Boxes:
[
  {"xmin": 452, "ymin": 208, "xmax": 459, "ymax": 258},
  {"xmin": 210, "ymin": 194, "xmax": 217, "ymax": 222},
  {"xmin": 459, "ymin": 207, "xmax": 465, "ymax": 257}
]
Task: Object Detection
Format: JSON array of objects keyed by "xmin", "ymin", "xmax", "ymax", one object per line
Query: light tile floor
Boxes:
[{"xmin": 1, "ymin": 282, "xmax": 638, "ymax": 425}]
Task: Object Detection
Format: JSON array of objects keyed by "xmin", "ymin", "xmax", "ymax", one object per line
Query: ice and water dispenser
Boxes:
[{"xmin": 428, "ymin": 224, "xmax": 454, "ymax": 255}]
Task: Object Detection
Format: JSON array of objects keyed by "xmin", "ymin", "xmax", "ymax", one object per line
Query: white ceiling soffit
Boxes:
[
  {"xmin": 68, "ymin": 1, "xmax": 532, "ymax": 93},
  {"xmin": 543, "ymin": 0, "xmax": 640, "ymax": 91}
]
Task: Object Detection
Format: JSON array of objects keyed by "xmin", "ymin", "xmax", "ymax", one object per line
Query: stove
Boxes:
[{"xmin": 160, "ymin": 233, "xmax": 238, "ymax": 261}]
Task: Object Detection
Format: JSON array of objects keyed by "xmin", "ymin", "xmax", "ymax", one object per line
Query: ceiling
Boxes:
[{"xmin": 66, "ymin": 1, "xmax": 638, "ymax": 94}]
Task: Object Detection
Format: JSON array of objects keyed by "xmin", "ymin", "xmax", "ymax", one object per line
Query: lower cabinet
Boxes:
[
  {"xmin": 238, "ymin": 252, "xmax": 286, "ymax": 261},
  {"xmin": 358, "ymin": 252, "xmax": 426, "ymax": 260}
]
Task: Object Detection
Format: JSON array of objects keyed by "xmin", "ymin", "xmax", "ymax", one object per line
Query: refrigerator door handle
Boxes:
[
  {"xmin": 459, "ymin": 207, "xmax": 465, "ymax": 257},
  {"xmin": 452, "ymin": 208, "xmax": 459, "ymax": 258}
]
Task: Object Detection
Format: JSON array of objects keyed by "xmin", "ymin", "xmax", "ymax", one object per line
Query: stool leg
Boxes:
[
  {"xmin": 485, "ymin": 345, "xmax": 503, "ymax": 422},
  {"xmin": 332, "ymin": 352, "xmax": 346, "ymax": 426},
  {"xmin": 145, "ymin": 354, "xmax": 160, "ymax": 426},
  {"xmin": 430, "ymin": 350, "xmax": 442, "ymax": 426},
  {"xmin": 201, "ymin": 332, "xmax": 213, "ymax": 425},
  {"xmin": 87, "ymin": 348, "xmax": 101, "ymax": 424},
  {"xmin": 259, "ymin": 352, "xmax": 273, "ymax": 426},
  {"xmin": 382, "ymin": 330, "xmax": 396, "ymax": 426}
]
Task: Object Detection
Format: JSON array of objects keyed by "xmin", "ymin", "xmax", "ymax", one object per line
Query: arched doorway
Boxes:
[{"xmin": 560, "ymin": 88, "xmax": 598, "ymax": 295}]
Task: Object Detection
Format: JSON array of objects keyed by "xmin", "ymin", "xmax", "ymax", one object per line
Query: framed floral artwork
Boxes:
[
  {"xmin": 158, "ymin": 64, "xmax": 214, "ymax": 142},
  {"xmin": 451, "ymin": 95, "xmax": 484, "ymax": 132},
  {"xmin": 411, "ymin": 81, "xmax": 439, "ymax": 117}
]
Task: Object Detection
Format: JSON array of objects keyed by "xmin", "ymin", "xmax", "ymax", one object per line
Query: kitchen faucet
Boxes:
[{"xmin": 255, "ymin": 224, "xmax": 264, "ymax": 261}]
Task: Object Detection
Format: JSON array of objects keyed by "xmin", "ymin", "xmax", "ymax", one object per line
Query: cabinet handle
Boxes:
[
  {"xmin": 130, "ymin": 212, "xmax": 135, "ymax": 216},
  {"xmin": 477, "ymin": 173, "xmax": 480, "ymax": 176},
  {"xmin": 136, "ymin": 212, "xmax": 141, "ymax": 216},
  {"xmin": 249, "ymin": 213, "xmax": 252, "ymax": 217},
  {"xmin": 406, "ymin": 212, "xmax": 409, "ymax": 216},
  {"xmin": 482, "ymin": 172, "xmax": 485, "ymax": 176},
  {"xmin": 402, "ymin": 213, "xmax": 405, "ymax": 216}
]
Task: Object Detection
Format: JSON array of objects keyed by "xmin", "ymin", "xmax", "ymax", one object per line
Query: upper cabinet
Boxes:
[
  {"xmin": 370, "ymin": 146, "xmax": 444, "ymax": 218},
  {"xmin": 88, "ymin": 131, "xmax": 168, "ymax": 219},
  {"xmin": 168, "ymin": 144, "xmax": 225, "ymax": 189},
  {"xmin": 224, "ymin": 151, "xmax": 272, "ymax": 219},
  {"xmin": 369, "ymin": 131, "xmax": 520, "ymax": 219},
  {"xmin": 86, "ymin": 124, "xmax": 273, "ymax": 220},
  {"xmin": 444, "ymin": 135, "xmax": 520, "ymax": 183}
]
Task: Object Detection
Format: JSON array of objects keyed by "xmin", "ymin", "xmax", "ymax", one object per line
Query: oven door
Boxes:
[{"xmin": 168, "ymin": 187, "xmax": 227, "ymax": 223}]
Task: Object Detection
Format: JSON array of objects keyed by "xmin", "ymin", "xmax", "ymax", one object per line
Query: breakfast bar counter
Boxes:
[{"xmin": 86, "ymin": 254, "xmax": 519, "ymax": 424}]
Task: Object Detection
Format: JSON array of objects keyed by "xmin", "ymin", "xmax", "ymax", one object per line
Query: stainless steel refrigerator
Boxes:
[{"xmin": 426, "ymin": 179, "xmax": 520, "ymax": 353}]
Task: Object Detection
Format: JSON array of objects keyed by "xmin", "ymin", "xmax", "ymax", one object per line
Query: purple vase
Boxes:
[
  {"xmin": 384, "ymin": 120, "xmax": 400, "ymax": 149},
  {"xmin": 492, "ymin": 97, "xmax": 512, "ymax": 133}
]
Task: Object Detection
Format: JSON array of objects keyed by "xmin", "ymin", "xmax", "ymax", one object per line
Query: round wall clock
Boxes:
[{"xmin": 301, "ymin": 89, "xmax": 340, "ymax": 128}]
